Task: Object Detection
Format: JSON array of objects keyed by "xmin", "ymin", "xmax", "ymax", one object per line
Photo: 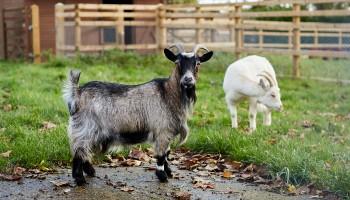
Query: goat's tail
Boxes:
[{"xmin": 63, "ymin": 70, "xmax": 81, "ymax": 115}]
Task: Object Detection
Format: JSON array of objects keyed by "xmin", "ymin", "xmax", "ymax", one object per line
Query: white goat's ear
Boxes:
[{"xmin": 259, "ymin": 79, "xmax": 268, "ymax": 90}]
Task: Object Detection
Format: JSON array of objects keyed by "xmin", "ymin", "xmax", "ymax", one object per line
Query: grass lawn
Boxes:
[{"xmin": 0, "ymin": 51, "xmax": 349, "ymax": 197}]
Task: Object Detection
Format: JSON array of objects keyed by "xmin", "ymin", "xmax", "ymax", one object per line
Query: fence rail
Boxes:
[{"xmin": 55, "ymin": 0, "xmax": 350, "ymax": 77}]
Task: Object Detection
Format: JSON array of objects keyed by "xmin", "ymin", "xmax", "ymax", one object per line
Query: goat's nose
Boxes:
[{"xmin": 184, "ymin": 76, "xmax": 193, "ymax": 83}]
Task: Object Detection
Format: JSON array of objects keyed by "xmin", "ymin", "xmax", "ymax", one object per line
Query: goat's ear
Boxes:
[
  {"xmin": 164, "ymin": 48, "xmax": 177, "ymax": 62},
  {"xmin": 259, "ymin": 79, "xmax": 268, "ymax": 90},
  {"xmin": 199, "ymin": 51, "xmax": 213, "ymax": 63}
]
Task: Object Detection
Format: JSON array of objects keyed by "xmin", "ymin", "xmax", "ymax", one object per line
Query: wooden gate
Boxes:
[{"xmin": 0, "ymin": 5, "xmax": 41, "ymax": 63}]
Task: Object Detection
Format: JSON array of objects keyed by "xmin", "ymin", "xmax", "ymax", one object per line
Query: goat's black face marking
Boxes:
[{"xmin": 177, "ymin": 54, "xmax": 199, "ymax": 89}]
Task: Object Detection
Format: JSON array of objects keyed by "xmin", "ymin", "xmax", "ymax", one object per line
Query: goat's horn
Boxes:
[
  {"xmin": 193, "ymin": 44, "xmax": 209, "ymax": 56},
  {"xmin": 168, "ymin": 43, "xmax": 185, "ymax": 55},
  {"xmin": 257, "ymin": 72, "xmax": 274, "ymax": 87}
]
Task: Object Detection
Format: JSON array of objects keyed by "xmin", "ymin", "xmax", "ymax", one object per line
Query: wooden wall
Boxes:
[
  {"xmin": 0, "ymin": 0, "xmax": 25, "ymax": 59},
  {"xmin": 25, "ymin": 0, "xmax": 101, "ymax": 54}
]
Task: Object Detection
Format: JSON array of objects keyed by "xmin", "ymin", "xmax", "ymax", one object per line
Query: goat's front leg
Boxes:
[
  {"xmin": 154, "ymin": 139, "xmax": 171, "ymax": 182},
  {"xmin": 263, "ymin": 110, "xmax": 272, "ymax": 126},
  {"xmin": 226, "ymin": 95, "xmax": 238, "ymax": 128},
  {"xmin": 248, "ymin": 99, "xmax": 258, "ymax": 132}
]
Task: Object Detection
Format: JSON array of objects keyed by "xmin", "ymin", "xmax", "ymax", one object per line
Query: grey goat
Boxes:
[{"xmin": 63, "ymin": 44, "xmax": 213, "ymax": 185}]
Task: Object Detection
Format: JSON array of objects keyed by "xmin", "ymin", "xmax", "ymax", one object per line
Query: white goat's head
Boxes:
[{"xmin": 256, "ymin": 71, "xmax": 283, "ymax": 111}]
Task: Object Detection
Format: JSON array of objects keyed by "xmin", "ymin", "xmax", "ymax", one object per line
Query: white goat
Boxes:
[{"xmin": 223, "ymin": 55, "xmax": 283, "ymax": 131}]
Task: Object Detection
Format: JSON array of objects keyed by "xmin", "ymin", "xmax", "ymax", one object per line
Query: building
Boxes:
[{"xmin": 0, "ymin": 0, "xmax": 165, "ymax": 59}]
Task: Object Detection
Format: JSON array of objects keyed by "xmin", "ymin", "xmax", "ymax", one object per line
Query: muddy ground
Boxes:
[{"xmin": 0, "ymin": 164, "xmax": 311, "ymax": 200}]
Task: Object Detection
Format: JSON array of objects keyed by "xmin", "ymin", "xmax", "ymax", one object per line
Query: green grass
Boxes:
[{"xmin": 0, "ymin": 51, "xmax": 349, "ymax": 197}]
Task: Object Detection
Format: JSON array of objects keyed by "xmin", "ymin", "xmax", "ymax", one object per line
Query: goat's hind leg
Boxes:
[
  {"xmin": 83, "ymin": 161, "xmax": 95, "ymax": 177},
  {"xmin": 72, "ymin": 147, "xmax": 88, "ymax": 185}
]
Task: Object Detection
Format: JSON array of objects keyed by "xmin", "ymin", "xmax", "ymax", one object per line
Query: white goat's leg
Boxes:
[
  {"xmin": 263, "ymin": 110, "xmax": 272, "ymax": 126},
  {"xmin": 226, "ymin": 96, "xmax": 238, "ymax": 128},
  {"xmin": 248, "ymin": 99, "xmax": 258, "ymax": 131}
]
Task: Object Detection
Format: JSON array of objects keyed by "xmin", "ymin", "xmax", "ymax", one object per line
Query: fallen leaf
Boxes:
[
  {"xmin": 106, "ymin": 180, "xmax": 126, "ymax": 188},
  {"xmin": 196, "ymin": 171, "xmax": 210, "ymax": 177},
  {"xmin": 192, "ymin": 177, "xmax": 215, "ymax": 190},
  {"xmin": 128, "ymin": 149, "xmax": 150, "ymax": 162},
  {"xmin": 121, "ymin": 159, "xmax": 142, "ymax": 167},
  {"xmin": 0, "ymin": 150, "xmax": 11, "ymax": 158},
  {"xmin": 63, "ymin": 188, "xmax": 71, "ymax": 194},
  {"xmin": 3, "ymin": 104, "xmax": 12, "ymax": 112},
  {"xmin": 288, "ymin": 184, "xmax": 297, "ymax": 194},
  {"xmin": 40, "ymin": 121, "xmax": 57, "ymax": 131},
  {"xmin": 50, "ymin": 180, "xmax": 69, "ymax": 187},
  {"xmin": 267, "ymin": 138, "xmax": 277, "ymax": 145},
  {"xmin": 204, "ymin": 163, "xmax": 218, "ymax": 171},
  {"xmin": 222, "ymin": 170, "xmax": 234, "ymax": 179},
  {"xmin": 13, "ymin": 167, "xmax": 26, "ymax": 176},
  {"xmin": 120, "ymin": 186, "xmax": 134, "ymax": 192},
  {"xmin": 243, "ymin": 164, "xmax": 255, "ymax": 172},
  {"xmin": 0, "ymin": 174, "xmax": 22, "ymax": 181},
  {"xmin": 302, "ymin": 120, "xmax": 314, "ymax": 128},
  {"xmin": 28, "ymin": 169, "xmax": 41, "ymax": 174},
  {"xmin": 173, "ymin": 191, "xmax": 191, "ymax": 200}
]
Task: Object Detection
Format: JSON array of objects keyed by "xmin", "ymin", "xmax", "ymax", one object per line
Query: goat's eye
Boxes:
[{"xmin": 271, "ymin": 94, "xmax": 276, "ymax": 98}]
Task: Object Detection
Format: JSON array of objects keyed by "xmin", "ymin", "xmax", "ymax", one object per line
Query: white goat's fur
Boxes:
[{"xmin": 223, "ymin": 55, "xmax": 283, "ymax": 131}]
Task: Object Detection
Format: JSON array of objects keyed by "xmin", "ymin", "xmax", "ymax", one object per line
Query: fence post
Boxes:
[
  {"xmin": 158, "ymin": 4, "xmax": 166, "ymax": 50},
  {"xmin": 229, "ymin": 5, "xmax": 235, "ymax": 52},
  {"xmin": 31, "ymin": 4, "xmax": 41, "ymax": 64},
  {"xmin": 0, "ymin": 8, "xmax": 5, "ymax": 59},
  {"xmin": 292, "ymin": 3, "xmax": 301, "ymax": 78},
  {"xmin": 195, "ymin": 6, "xmax": 203, "ymax": 44},
  {"xmin": 156, "ymin": 4, "xmax": 162, "ymax": 53},
  {"xmin": 313, "ymin": 30, "xmax": 318, "ymax": 47},
  {"xmin": 24, "ymin": 7, "xmax": 30, "ymax": 60},
  {"xmin": 55, "ymin": 3, "xmax": 65, "ymax": 56},
  {"xmin": 117, "ymin": 6, "xmax": 125, "ymax": 51},
  {"xmin": 234, "ymin": 5, "xmax": 242, "ymax": 59},
  {"xmin": 258, "ymin": 29, "xmax": 263, "ymax": 49},
  {"xmin": 75, "ymin": 4, "xmax": 81, "ymax": 52},
  {"xmin": 338, "ymin": 30, "xmax": 342, "ymax": 50}
]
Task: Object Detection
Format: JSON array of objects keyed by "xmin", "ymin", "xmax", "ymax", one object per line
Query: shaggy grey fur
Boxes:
[{"xmin": 63, "ymin": 44, "xmax": 213, "ymax": 185}]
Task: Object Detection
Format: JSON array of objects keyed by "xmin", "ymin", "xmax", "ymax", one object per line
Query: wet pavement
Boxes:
[{"xmin": 0, "ymin": 165, "xmax": 311, "ymax": 200}]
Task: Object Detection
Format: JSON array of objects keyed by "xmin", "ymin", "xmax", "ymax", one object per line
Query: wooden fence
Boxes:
[
  {"xmin": 55, "ymin": 0, "xmax": 350, "ymax": 77},
  {"xmin": 0, "ymin": 5, "xmax": 41, "ymax": 63}
]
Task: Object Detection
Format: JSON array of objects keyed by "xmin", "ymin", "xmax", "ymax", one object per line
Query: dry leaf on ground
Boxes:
[
  {"xmin": 128, "ymin": 149, "xmax": 150, "ymax": 162},
  {"xmin": 192, "ymin": 177, "xmax": 215, "ymax": 190},
  {"xmin": 302, "ymin": 120, "xmax": 314, "ymax": 128},
  {"xmin": 222, "ymin": 170, "xmax": 234, "ymax": 179},
  {"xmin": 13, "ymin": 167, "xmax": 26, "ymax": 176},
  {"xmin": 120, "ymin": 186, "xmax": 134, "ymax": 192},
  {"xmin": 0, "ymin": 174, "xmax": 22, "ymax": 181},
  {"xmin": 40, "ymin": 121, "xmax": 57, "ymax": 131},
  {"xmin": 3, "ymin": 104, "xmax": 12, "ymax": 112},
  {"xmin": 0, "ymin": 150, "xmax": 11, "ymax": 158},
  {"xmin": 50, "ymin": 180, "xmax": 70, "ymax": 187},
  {"xmin": 173, "ymin": 191, "xmax": 191, "ymax": 200}
]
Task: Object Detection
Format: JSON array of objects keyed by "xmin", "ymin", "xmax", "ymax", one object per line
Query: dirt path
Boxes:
[{"xmin": 0, "ymin": 164, "xmax": 310, "ymax": 200}]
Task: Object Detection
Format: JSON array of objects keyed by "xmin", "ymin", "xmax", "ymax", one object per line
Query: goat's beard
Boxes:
[{"xmin": 181, "ymin": 85, "xmax": 196, "ymax": 106}]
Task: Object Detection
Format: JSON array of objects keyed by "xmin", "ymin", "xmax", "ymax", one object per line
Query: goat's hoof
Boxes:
[
  {"xmin": 83, "ymin": 162, "xmax": 96, "ymax": 177},
  {"xmin": 75, "ymin": 176, "xmax": 87, "ymax": 186},
  {"xmin": 155, "ymin": 170, "xmax": 168, "ymax": 182},
  {"xmin": 164, "ymin": 167, "xmax": 173, "ymax": 178}
]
